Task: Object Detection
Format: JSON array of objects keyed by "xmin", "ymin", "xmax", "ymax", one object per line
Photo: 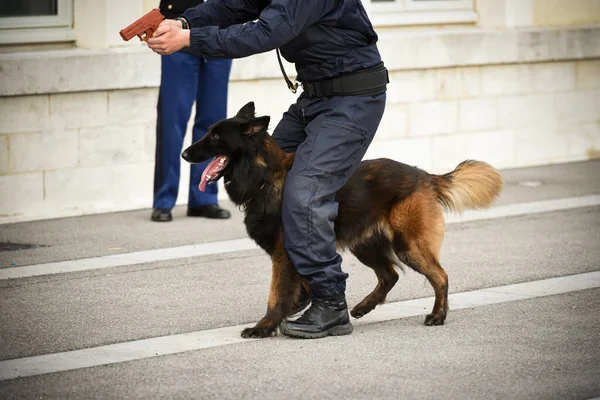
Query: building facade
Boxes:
[{"xmin": 1, "ymin": 0, "xmax": 599, "ymax": 223}]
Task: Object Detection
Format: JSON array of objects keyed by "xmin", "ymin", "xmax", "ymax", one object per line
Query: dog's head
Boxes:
[{"xmin": 181, "ymin": 101, "xmax": 270, "ymax": 191}]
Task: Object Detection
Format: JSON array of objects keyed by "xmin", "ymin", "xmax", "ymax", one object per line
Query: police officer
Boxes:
[
  {"xmin": 151, "ymin": 0, "xmax": 233, "ymax": 222},
  {"xmin": 148, "ymin": 0, "xmax": 388, "ymax": 338}
]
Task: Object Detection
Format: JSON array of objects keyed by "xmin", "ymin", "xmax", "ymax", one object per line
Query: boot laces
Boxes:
[
  {"xmin": 296, "ymin": 298, "xmax": 345, "ymax": 323},
  {"xmin": 296, "ymin": 298, "xmax": 327, "ymax": 323}
]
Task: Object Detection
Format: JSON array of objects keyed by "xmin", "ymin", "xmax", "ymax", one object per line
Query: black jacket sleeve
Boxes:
[
  {"xmin": 185, "ymin": 0, "xmax": 339, "ymax": 59},
  {"xmin": 181, "ymin": 0, "xmax": 266, "ymax": 29}
]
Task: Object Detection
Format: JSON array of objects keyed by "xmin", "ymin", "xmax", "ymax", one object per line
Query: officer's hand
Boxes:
[
  {"xmin": 158, "ymin": 19, "xmax": 183, "ymax": 30},
  {"xmin": 147, "ymin": 22, "xmax": 189, "ymax": 55}
]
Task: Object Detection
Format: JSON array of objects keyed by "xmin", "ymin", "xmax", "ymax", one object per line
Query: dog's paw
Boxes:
[
  {"xmin": 424, "ymin": 310, "xmax": 446, "ymax": 326},
  {"xmin": 350, "ymin": 303, "xmax": 375, "ymax": 319},
  {"xmin": 241, "ymin": 326, "xmax": 277, "ymax": 339},
  {"xmin": 350, "ymin": 307, "xmax": 366, "ymax": 319}
]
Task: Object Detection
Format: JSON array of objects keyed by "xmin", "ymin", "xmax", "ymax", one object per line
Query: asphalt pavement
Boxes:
[{"xmin": 0, "ymin": 160, "xmax": 599, "ymax": 400}]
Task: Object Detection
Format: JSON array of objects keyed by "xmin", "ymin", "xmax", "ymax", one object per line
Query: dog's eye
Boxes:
[{"xmin": 211, "ymin": 133, "xmax": 220, "ymax": 140}]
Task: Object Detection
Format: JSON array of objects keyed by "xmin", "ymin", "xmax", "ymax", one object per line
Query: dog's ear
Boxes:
[
  {"xmin": 236, "ymin": 102, "xmax": 256, "ymax": 120},
  {"xmin": 244, "ymin": 116, "xmax": 270, "ymax": 136}
]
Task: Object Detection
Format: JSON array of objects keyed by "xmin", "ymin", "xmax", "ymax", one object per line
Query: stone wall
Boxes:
[{"xmin": 368, "ymin": 60, "xmax": 600, "ymax": 172}]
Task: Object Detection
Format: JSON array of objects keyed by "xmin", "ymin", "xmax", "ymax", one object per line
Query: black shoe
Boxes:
[
  {"xmin": 151, "ymin": 208, "xmax": 172, "ymax": 222},
  {"xmin": 279, "ymin": 295, "xmax": 354, "ymax": 339},
  {"xmin": 187, "ymin": 204, "xmax": 231, "ymax": 219}
]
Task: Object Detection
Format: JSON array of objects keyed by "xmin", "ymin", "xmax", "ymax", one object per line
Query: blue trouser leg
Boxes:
[
  {"xmin": 188, "ymin": 58, "xmax": 232, "ymax": 207},
  {"xmin": 270, "ymin": 102, "xmax": 306, "ymax": 152},
  {"xmin": 153, "ymin": 52, "xmax": 200, "ymax": 210},
  {"xmin": 272, "ymin": 94, "xmax": 386, "ymax": 298}
]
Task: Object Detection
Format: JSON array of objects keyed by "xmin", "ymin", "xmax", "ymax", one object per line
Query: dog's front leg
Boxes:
[{"xmin": 241, "ymin": 240, "xmax": 301, "ymax": 339}]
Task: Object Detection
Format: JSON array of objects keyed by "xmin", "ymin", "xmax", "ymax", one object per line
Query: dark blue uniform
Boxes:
[
  {"xmin": 182, "ymin": 0, "xmax": 381, "ymax": 81},
  {"xmin": 182, "ymin": 0, "xmax": 386, "ymax": 298},
  {"xmin": 153, "ymin": 0, "xmax": 232, "ymax": 212}
]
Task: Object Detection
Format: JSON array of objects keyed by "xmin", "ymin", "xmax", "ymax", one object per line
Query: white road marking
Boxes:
[
  {"xmin": 0, "ymin": 238, "xmax": 260, "ymax": 280},
  {"xmin": 1, "ymin": 194, "xmax": 598, "ymax": 281},
  {"xmin": 443, "ymin": 194, "xmax": 600, "ymax": 224},
  {"xmin": 1, "ymin": 271, "xmax": 598, "ymax": 381}
]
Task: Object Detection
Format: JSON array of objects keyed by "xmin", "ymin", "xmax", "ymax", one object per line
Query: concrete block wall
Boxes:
[
  {"xmin": 0, "ymin": 89, "xmax": 155, "ymax": 220},
  {"xmin": 366, "ymin": 60, "xmax": 600, "ymax": 173},
  {"xmin": 0, "ymin": 77, "xmax": 300, "ymax": 223}
]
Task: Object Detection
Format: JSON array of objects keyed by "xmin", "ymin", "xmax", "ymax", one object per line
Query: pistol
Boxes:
[{"xmin": 119, "ymin": 8, "xmax": 165, "ymax": 42}]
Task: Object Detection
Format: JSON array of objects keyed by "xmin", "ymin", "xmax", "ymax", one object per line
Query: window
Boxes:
[
  {"xmin": 370, "ymin": 0, "xmax": 476, "ymax": 26},
  {"xmin": 0, "ymin": 0, "xmax": 74, "ymax": 44}
]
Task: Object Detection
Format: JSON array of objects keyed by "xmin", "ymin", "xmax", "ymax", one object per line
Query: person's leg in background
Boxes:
[
  {"xmin": 152, "ymin": 52, "xmax": 200, "ymax": 222},
  {"xmin": 187, "ymin": 58, "xmax": 233, "ymax": 219},
  {"xmin": 278, "ymin": 94, "xmax": 386, "ymax": 338}
]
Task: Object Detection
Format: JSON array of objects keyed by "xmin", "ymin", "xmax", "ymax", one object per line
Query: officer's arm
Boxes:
[
  {"xmin": 182, "ymin": 0, "xmax": 266, "ymax": 29},
  {"xmin": 187, "ymin": 0, "xmax": 339, "ymax": 59}
]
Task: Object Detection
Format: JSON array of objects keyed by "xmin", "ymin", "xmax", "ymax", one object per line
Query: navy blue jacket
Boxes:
[
  {"xmin": 159, "ymin": 0, "xmax": 203, "ymax": 19},
  {"xmin": 181, "ymin": 0, "xmax": 381, "ymax": 82}
]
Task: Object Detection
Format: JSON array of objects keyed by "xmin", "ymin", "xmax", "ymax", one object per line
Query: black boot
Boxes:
[{"xmin": 280, "ymin": 295, "xmax": 353, "ymax": 339}]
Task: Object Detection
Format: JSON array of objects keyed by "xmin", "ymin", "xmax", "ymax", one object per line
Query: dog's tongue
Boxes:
[{"xmin": 199, "ymin": 156, "xmax": 227, "ymax": 192}]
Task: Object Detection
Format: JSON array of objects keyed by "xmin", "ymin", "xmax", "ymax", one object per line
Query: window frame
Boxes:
[
  {"xmin": 369, "ymin": 0, "xmax": 477, "ymax": 27},
  {"xmin": 0, "ymin": 0, "xmax": 74, "ymax": 44}
]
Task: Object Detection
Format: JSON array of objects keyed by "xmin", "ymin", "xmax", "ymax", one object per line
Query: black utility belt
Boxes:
[{"xmin": 301, "ymin": 63, "xmax": 389, "ymax": 98}]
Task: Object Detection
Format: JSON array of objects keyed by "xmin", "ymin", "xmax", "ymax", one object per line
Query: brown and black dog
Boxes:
[{"xmin": 181, "ymin": 101, "xmax": 503, "ymax": 339}]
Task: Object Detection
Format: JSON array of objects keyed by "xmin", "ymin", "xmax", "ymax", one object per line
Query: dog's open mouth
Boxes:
[{"xmin": 199, "ymin": 155, "xmax": 229, "ymax": 192}]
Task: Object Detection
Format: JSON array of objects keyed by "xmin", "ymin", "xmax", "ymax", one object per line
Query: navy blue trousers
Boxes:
[
  {"xmin": 153, "ymin": 52, "xmax": 232, "ymax": 209},
  {"xmin": 272, "ymin": 93, "xmax": 386, "ymax": 298}
]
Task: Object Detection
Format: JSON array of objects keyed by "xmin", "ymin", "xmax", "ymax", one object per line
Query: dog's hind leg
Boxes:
[
  {"xmin": 422, "ymin": 260, "xmax": 449, "ymax": 326},
  {"xmin": 400, "ymin": 249, "xmax": 448, "ymax": 326},
  {"xmin": 349, "ymin": 242, "xmax": 399, "ymax": 319},
  {"xmin": 391, "ymin": 191, "xmax": 449, "ymax": 325},
  {"xmin": 395, "ymin": 225, "xmax": 449, "ymax": 326},
  {"xmin": 241, "ymin": 237, "xmax": 302, "ymax": 339}
]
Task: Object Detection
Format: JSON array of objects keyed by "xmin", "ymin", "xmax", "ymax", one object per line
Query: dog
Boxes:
[{"xmin": 181, "ymin": 101, "xmax": 503, "ymax": 339}]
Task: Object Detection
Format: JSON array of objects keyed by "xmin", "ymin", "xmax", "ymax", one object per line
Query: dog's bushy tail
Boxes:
[{"xmin": 432, "ymin": 160, "xmax": 503, "ymax": 214}]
